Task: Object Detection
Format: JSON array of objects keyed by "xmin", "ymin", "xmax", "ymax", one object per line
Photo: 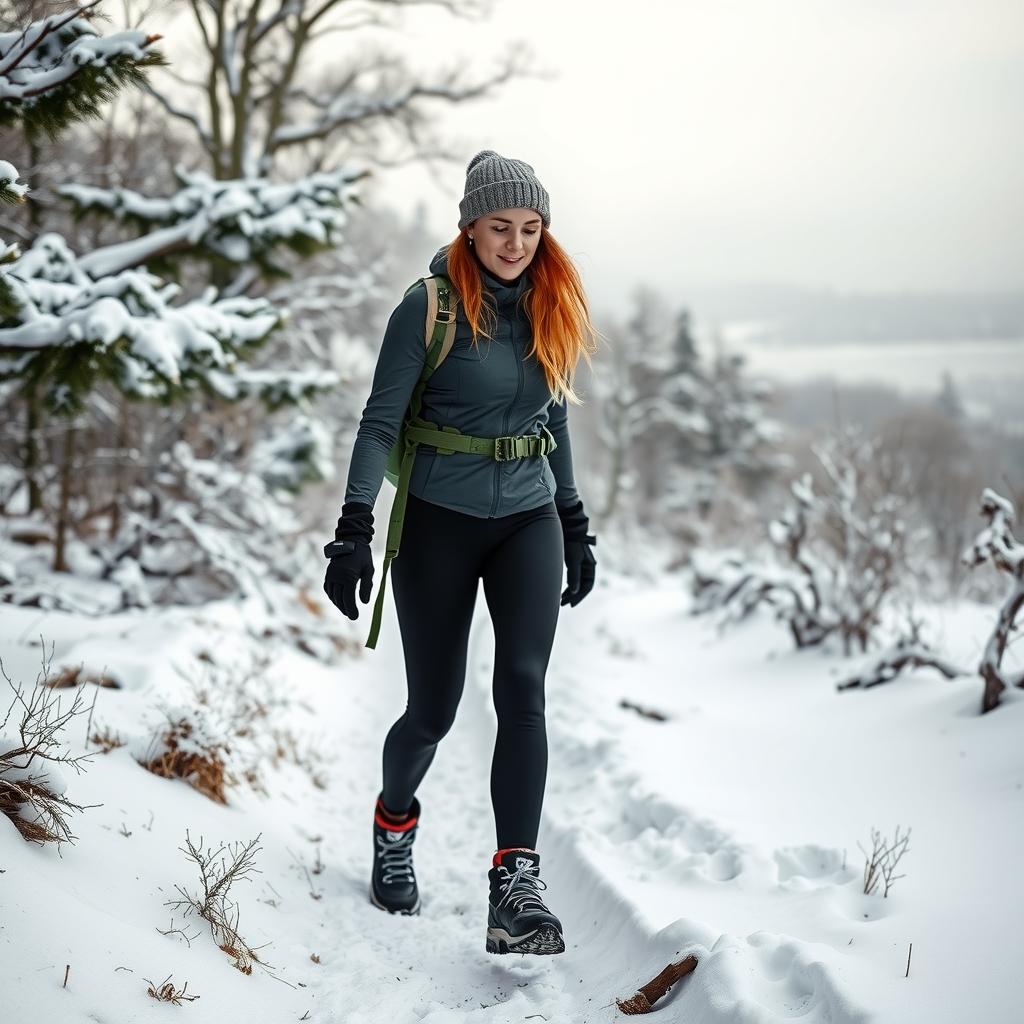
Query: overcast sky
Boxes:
[{"xmin": 370, "ymin": 0, "xmax": 1024, "ymax": 309}]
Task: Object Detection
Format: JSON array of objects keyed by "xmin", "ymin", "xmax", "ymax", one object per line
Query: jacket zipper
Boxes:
[{"xmin": 490, "ymin": 306, "xmax": 525, "ymax": 517}]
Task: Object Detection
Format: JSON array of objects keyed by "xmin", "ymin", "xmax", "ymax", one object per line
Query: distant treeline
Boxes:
[{"xmin": 684, "ymin": 284, "xmax": 1024, "ymax": 344}]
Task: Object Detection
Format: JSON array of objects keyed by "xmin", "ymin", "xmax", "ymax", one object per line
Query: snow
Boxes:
[{"xmin": 0, "ymin": 569, "xmax": 1021, "ymax": 1022}]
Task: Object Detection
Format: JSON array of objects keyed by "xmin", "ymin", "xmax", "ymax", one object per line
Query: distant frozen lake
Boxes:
[{"xmin": 728, "ymin": 337, "xmax": 1024, "ymax": 392}]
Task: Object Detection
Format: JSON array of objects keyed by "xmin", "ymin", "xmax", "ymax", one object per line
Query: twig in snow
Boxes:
[
  {"xmin": 616, "ymin": 955, "xmax": 698, "ymax": 1014},
  {"xmin": 145, "ymin": 976, "xmax": 200, "ymax": 1004},
  {"xmin": 619, "ymin": 700, "xmax": 668, "ymax": 722},
  {"xmin": 165, "ymin": 832, "xmax": 268, "ymax": 974},
  {"xmin": 906, "ymin": 942, "xmax": 913, "ymax": 977},
  {"xmin": 859, "ymin": 826, "xmax": 911, "ymax": 897},
  {"xmin": 156, "ymin": 919, "xmax": 201, "ymax": 947}
]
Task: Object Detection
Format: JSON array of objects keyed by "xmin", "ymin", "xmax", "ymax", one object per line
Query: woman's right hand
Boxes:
[
  {"xmin": 323, "ymin": 502, "xmax": 376, "ymax": 620},
  {"xmin": 323, "ymin": 540, "xmax": 375, "ymax": 619}
]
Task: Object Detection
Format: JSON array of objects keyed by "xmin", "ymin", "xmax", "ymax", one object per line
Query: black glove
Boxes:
[
  {"xmin": 323, "ymin": 502, "xmax": 375, "ymax": 620},
  {"xmin": 557, "ymin": 500, "xmax": 597, "ymax": 607}
]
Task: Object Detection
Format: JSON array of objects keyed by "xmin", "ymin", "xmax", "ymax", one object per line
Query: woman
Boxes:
[{"xmin": 323, "ymin": 151, "xmax": 597, "ymax": 956}]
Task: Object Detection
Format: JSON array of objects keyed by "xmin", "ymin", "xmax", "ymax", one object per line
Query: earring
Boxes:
[{"xmin": 468, "ymin": 236, "xmax": 474, "ymax": 246}]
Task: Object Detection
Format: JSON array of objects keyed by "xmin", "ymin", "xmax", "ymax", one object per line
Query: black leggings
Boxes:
[{"xmin": 383, "ymin": 493, "xmax": 563, "ymax": 850}]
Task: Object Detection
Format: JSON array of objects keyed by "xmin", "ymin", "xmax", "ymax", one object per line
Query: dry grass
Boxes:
[
  {"xmin": 140, "ymin": 716, "xmax": 230, "ymax": 804},
  {"xmin": 89, "ymin": 727, "xmax": 126, "ymax": 753},
  {"xmin": 166, "ymin": 832, "xmax": 266, "ymax": 974},
  {"xmin": 44, "ymin": 666, "xmax": 119, "ymax": 689}
]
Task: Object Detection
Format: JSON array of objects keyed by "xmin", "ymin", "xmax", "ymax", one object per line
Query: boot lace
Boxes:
[
  {"xmin": 494, "ymin": 858, "xmax": 549, "ymax": 913},
  {"xmin": 376, "ymin": 830, "xmax": 415, "ymax": 886}
]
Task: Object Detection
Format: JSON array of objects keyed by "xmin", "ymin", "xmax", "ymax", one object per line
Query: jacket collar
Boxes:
[{"xmin": 429, "ymin": 247, "xmax": 530, "ymax": 311}]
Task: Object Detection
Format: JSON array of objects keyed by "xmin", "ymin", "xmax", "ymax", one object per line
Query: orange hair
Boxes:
[{"xmin": 444, "ymin": 228, "xmax": 597, "ymax": 403}]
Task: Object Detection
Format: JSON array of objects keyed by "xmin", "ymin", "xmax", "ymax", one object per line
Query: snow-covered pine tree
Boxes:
[{"xmin": 591, "ymin": 288, "xmax": 781, "ymax": 533}]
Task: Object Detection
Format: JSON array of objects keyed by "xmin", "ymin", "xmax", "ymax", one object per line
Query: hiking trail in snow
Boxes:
[{"xmin": 2, "ymin": 575, "xmax": 1021, "ymax": 1022}]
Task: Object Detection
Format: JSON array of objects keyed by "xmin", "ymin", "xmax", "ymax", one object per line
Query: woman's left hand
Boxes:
[
  {"xmin": 561, "ymin": 538, "xmax": 596, "ymax": 606},
  {"xmin": 557, "ymin": 500, "xmax": 597, "ymax": 607}
]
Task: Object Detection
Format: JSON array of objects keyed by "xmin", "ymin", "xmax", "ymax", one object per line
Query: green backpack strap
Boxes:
[{"xmin": 366, "ymin": 275, "xmax": 457, "ymax": 649}]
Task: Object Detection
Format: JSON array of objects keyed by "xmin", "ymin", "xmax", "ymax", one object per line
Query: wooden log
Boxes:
[{"xmin": 616, "ymin": 955, "xmax": 698, "ymax": 1014}]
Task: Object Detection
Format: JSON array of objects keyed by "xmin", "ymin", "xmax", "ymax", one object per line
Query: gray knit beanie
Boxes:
[{"xmin": 458, "ymin": 150, "xmax": 550, "ymax": 229}]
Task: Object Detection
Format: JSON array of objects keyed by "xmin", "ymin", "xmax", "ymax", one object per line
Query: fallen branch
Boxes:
[
  {"xmin": 616, "ymin": 955, "xmax": 698, "ymax": 1014},
  {"xmin": 837, "ymin": 642, "xmax": 965, "ymax": 691},
  {"xmin": 619, "ymin": 700, "xmax": 668, "ymax": 722}
]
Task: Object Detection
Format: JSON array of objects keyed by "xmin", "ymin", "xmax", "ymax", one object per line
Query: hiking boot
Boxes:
[
  {"xmin": 486, "ymin": 849, "xmax": 565, "ymax": 955},
  {"xmin": 370, "ymin": 796, "xmax": 420, "ymax": 915}
]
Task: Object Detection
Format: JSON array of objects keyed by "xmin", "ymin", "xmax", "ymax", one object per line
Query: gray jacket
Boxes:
[{"xmin": 344, "ymin": 249, "xmax": 581, "ymax": 518}]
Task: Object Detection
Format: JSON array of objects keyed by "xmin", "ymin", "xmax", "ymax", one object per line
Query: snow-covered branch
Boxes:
[
  {"xmin": 963, "ymin": 488, "xmax": 1024, "ymax": 712},
  {"xmin": 61, "ymin": 165, "xmax": 364, "ymax": 278},
  {"xmin": 0, "ymin": 159, "xmax": 27, "ymax": 206}
]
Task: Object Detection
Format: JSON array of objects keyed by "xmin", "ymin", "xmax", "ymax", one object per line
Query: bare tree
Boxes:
[
  {"xmin": 963, "ymin": 488, "xmax": 1024, "ymax": 713},
  {"xmin": 693, "ymin": 431, "xmax": 913, "ymax": 654},
  {"xmin": 136, "ymin": 0, "xmax": 522, "ymax": 182}
]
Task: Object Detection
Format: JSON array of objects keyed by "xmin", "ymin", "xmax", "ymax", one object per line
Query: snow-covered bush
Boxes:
[
  {"xmin": 692, "ymin": 433, "xmax": 913, "ymax": 653},
  {"xmin": 962, "ymin": 488, "xmax": 1024, "ymax": 713},
  {"xmin": 138, "ymin": 646, "xmax": 324, "ymax": 801},
  {"xmin": 0, "ymin": 654, "xmax": 92, "ymax": 843}
]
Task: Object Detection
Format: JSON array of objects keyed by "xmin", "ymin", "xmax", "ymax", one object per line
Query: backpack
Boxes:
[{"xmin": 365, "ymin": 274, "xmax": 557, "ymax": 649}]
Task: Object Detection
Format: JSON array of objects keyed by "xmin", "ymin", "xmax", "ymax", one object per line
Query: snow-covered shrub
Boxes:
[
  {"xmin": 166, "ymin": 832, "xmax": 265, "ymax": 974},
  {"xmin": 962, "ymin": 488, "xmax": 1024, "ymax": 713},
  {"xmin": 0, "ymin": 655, "xmax": 92, "ymax": 844},
  {"xmin": 692, "ymin": 433, "xmax": 913, "ymax": 653}
]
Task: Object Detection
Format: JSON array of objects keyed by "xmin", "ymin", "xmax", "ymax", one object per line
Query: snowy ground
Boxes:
[{"xmin": 1, "ymin": 571, "xmax": 1022, "ymax": 1023}]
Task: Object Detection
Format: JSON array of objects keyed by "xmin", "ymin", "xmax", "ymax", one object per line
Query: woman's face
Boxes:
[{"xmin": 467, "ymin": 208, "xmax": 543, "ymax": 282}]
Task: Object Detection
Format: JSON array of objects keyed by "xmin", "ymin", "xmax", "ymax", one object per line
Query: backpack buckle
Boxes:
[
  {"xmin": 435, "ymin": 309, "xmax": 456, "ymax": 323},
  {"xmin": 494, "ymin": 436, "xmax": 513, "ymax": 461}
]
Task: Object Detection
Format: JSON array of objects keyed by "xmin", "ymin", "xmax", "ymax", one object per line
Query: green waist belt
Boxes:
[
  {"xmin": 365, "ymin": 420, "xmax": 557, "ymax": 648},
  {"xmin": 403, "ymin": 424, "xmax": 556, "ymax": 461}
]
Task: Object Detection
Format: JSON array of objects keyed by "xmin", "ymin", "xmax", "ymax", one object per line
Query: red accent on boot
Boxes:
[
  {"xmin": 375, "ymin": 797, "xmax": 418, "ymax": 833},
  {"xmin": 493, "ymin": 846, "xmax": 536, "ymax": 867}
]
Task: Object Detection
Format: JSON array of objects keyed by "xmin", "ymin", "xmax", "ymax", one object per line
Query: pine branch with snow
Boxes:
[
  {"xmin": 0, "ymin": 233, "xmax": 282, "ymax": 414},
  {"xmin": 962, "ymin": 488, "xmax": 1024, "ymax": 712},
  {"xmin": 0, "ymin": 160, "xmax": 25, "ymax": 321},
  {"xmin": 60, "ymin": 165, "xmax": 363, "ymax": 280},
  {"xmin": 0, "ymin": 5, "xmax": 164, "ymax": 140}
]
